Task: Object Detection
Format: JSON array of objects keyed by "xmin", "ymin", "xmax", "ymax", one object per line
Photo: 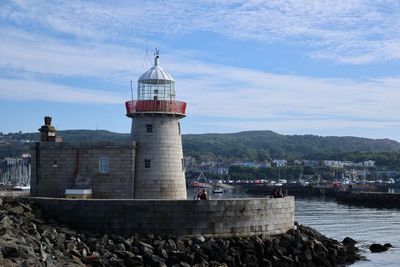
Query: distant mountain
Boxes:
[
  {"xmin": 0, "ymin": 130, "xmax": 129, "ymax": 158},
  {"xmin": 182, "ymin": 130, "xmax": 400, "ymax": 161},
  {"xmin": 15, "ymin": 130, "xmax": 130, "ymax": 142},
  {"xmin": 2, "ymin": 130, "xmax": 400, "ymax": 162}
]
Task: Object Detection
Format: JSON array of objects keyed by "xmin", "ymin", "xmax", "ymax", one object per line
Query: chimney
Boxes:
[{"xmin": 38, "ymin": 116, "xmax": 62, "ymax": 142}]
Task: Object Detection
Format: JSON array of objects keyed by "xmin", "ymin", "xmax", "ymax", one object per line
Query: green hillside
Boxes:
[
  {"xmin": 182, "ymin": 131, "xmax": 400, "ymax": 161},
  {"xmin": 2, "ymin": 130, "xmax": 400, "ymax": 164},
  {"xmin": 15, "ymin": 130, "xmax": 130, "ymax": 142}
]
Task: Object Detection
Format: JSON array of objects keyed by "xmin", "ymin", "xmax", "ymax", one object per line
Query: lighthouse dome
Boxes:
[
  {"xmin": 138, "ymin": 52, "xmax": 174, "ymax": 83},
  {"xmin": 138, "ymin": 65, "xmax": 174, "ymax": 83},
  {"xmin": 137, "ymin": 50, "xmax": 176, "ymax": 101}
]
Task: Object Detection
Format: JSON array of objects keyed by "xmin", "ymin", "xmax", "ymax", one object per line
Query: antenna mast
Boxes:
[
  {"xmin": 141, "ymin": 40, "xmax": 152, "ymax": 71},
  {"xmin": 130, "ymin": 80, "xmax": 134, "ymax": 101}
]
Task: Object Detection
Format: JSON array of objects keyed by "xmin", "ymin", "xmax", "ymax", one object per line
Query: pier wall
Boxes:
[
  {"xmin": 29, "ymin": 197, "xmax": 295, "ymax": 236},
  {"xmin": 337, "ymin": 192, "xmax": 400, "ymax": 207}
]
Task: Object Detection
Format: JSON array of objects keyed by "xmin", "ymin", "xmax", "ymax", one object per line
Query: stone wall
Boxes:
[
  {"xmin": 31, "ymin": 142, "xmax": 136, "ymax": 199},
  {"xmin": 130, "ymin": 115, "xmax": 187, "ymax": 200},
  {"xmin": 30, "ymin": 197, "xmax": 295, "ymax": 236},
  {"xmin": 337, "ymin": 191, "xmax": 400, "ymax": 207}
]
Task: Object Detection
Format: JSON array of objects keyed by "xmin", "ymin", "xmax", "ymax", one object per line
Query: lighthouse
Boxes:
[{"xmin": 126, "ymin": 50, "xmax": 187, "ymax": 199}]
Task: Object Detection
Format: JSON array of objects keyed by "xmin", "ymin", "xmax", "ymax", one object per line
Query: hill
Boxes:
[
  {"xmin": 182, "ymin": 131, "xmax": 400, "ymax": 161},
  {"xmin": 1, "ymin": 130, "xmax": 400, "ymax": 162},
  {"xmin": 14, "ymin": 130, "xmax": 130, "ymax": 142}
]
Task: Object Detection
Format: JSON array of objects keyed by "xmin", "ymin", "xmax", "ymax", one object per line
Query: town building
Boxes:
[
  {"xmin": 356, "ymin": 169, "xmax": 368, "ymax": 179},
  {"xmin": 4, "ymin": 157, "xmax": 18, "ymax": 166},
  {"xmin": 259, "ymin": 161, "xmax": 272, "ymax": 168},
  {"xmin": 272, "ymin": 159, "xmax": 287, "ymax": 167},
  {"xmin": 303, "ymin": 160, "xmax": 319, "ymax": 167},
  {"xmin": 322, "ymin": 160, "xmax": 343, "ymax": 168},
  {"xmin": 342, "ymin": 161, "xmax": 354, "ymax": 167},
  {"xmin": 211, "ymin": 167, "xmax": 229, "ymax": 175},
  {"xmin": 363, "ymin": 160, "xmax": 376, "ymax": 167},
  {"xmin": 240, "ymin": 161, "xmax": 259, "ymax": 168},
  {"xmin": 184, "ymin": 156, "xmax": 197, "ymax": 169}
]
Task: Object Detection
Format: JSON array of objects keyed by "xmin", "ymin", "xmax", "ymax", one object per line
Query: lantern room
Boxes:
[
  {"xmin": 126, "ymin": 50, "xmax": 186, "ymax": 116},
  {"xmin": 137, "ymin": 50, "xmax": 175, "ymax": 101}
]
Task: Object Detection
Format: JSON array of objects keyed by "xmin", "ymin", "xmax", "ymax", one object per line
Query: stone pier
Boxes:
[{"xmin": 29, "ymin": 197, "xmax": 295, "ymax": 236}]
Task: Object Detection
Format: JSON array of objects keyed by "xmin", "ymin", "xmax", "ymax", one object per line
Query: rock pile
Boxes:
[{"xmin": 0, "ymin": 197, "xmax": 360, "ymax": 267}]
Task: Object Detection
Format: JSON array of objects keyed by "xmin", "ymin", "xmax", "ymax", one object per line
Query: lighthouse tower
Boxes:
[{"xmin": 126, "ymin": 50, "xmax": 187, "ymax": 199}]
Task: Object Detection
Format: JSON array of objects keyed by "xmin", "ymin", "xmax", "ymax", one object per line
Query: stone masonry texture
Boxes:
[
  {"xmin": 29, "ymin": 197, "xmax": 295, "ymax": 236},
  {"xmin": 30, "ymin": 141, "xmax": 136, "ymax": 199},
  {"xmin": 130, "ymin": 114, "xmax": 187, "ymax": 200}
]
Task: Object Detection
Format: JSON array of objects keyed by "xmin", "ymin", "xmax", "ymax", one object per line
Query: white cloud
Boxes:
[
  {"xmin": 1, "ymin": 1, "xmax": 400, "ymax": 137},
  {"xmin": 0, "ymin": 27, "xmax": 143, "ymax": 80},
  {"xmin": 177, "ymin": 67, "xmax": 400, "ymax": 122},
  {"xmin": 0, "ymin": 78, "xmax": 124, "ymax": 104},
  {"xmin": 1, "ymin": 27, "xmax": 400, "ymax": 128},
  {"xmin": 2, "ymin": 0, "xmax": 400, "ymax": 64}
]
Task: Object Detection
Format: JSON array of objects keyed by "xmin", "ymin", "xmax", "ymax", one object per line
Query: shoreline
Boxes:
[{"xmin": 0, "ymin": 196, "xmax": 360, "ymax": 267}]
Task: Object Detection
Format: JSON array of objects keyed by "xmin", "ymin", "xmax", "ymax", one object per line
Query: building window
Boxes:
[
  {"xmin": 144, "ymin": 159, "xmax": 151, "ymax": 168},
  {"xmin": 178, "ymin": 122, "xmax": 181, "ymax": 135},
  {"xmin": 146, "ymin": 124, "xmax": 153, "ymax": 133},
  {"xmin": 99, "ymin": 157, "xmax": 109, "ymax": 173}
]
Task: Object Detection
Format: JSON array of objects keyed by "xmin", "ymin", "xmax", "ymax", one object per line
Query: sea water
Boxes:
[
  {"xmin": 189, "ymin": 189, "xmax": 400, "ymax": 266},
  {"xmin": 295, "ymin": 197, "xmax": 400, "ymax": 267}
]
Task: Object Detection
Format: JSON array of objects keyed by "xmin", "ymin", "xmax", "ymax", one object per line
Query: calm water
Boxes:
[
  {"xmin": 296, "ymin": 197, "xmax": 400, "ymax": 267},
  {"xmin": 190, "ymin": 189, "xmax": 400, "ymax": 266}
]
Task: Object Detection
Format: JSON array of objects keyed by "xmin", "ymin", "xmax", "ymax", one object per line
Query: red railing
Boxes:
[{"xmin": 125, "ymin": 100, "xmax": 186, "ymax": 115}]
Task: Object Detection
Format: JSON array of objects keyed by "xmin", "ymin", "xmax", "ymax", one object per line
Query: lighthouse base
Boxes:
[{"xmin": 131, "ymin": 114, "xmax": 187, "ymax": 200}]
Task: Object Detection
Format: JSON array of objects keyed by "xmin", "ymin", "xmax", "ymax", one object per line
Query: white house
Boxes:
[
  {"xmin": 323, "ymin": 160, "xmax": 343, "ymax": 168},
  {"xmin": 272, "ymin": 159, "xmax": 287, "ymax": 167},
  {"xmin": 363, "ymin": 160, "xmax": 376, "ymax": 167}
]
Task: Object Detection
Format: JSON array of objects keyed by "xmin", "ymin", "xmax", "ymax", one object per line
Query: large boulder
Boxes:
[
  {"xmin": 342, "ymin": 237, "xmax": 357, "ymax": 247},
  {"xmin": 369, "ymin": 243, "xmax": 389, "ymax": 253}
]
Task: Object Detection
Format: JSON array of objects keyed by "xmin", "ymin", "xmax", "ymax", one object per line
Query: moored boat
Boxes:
[
  {"xmin": 12, "ymin": 184, "xmax": 30, "ymax": 191},
  {"xmin": 212, "ymin": 188, "xmax": 223, "ymax": 194}
]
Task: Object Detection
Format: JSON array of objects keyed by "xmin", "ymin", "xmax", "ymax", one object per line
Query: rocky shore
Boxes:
[{"xmin": 0, "ymin": 197, "xmax": 360, "ymax": 267}]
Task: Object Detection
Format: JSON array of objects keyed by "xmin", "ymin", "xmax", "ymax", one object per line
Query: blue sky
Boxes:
[{"xmin": 1, "ymin": 1, "xmax": 400, "ymax": 140}]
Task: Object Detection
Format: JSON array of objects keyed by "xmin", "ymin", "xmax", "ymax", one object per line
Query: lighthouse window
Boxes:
[
  {"xmin": 144, "ymin": 159, "xmax": 151, "ymax": 168},
  {"xmin": 146, "ymin": 124, "xmax": 153, "ymax": 133},
  {"xmin": 138, "ymin": 81, "xmax": 175, "ymax": 101},
  {"xmin": 99, "ymin": 157, "xmax": 109, "ymax": 173},
  {"xmin": 181, "ymin": 158, "xmax": 185, "ymax": 171},
  {"xmin": 178, "ymin": 122, "xmax": 181, "ymax": 135}
]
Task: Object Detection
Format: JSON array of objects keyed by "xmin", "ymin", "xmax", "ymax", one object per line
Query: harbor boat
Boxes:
[
  {"xmin": 212, "ymin": 188, "xmax": 223, "ymax": 194},
  {"xmin": 189, "ymin": 172, "xmax": 213, "ymax": 188},
  {"xmin": 12, "ymin": 184, "xmax": 30, "ymax": 191}
]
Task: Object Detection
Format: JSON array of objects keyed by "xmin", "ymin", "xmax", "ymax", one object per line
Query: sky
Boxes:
[{"xmin": 1, "ymin": 1, "xmax": 400, "ymax": 140}]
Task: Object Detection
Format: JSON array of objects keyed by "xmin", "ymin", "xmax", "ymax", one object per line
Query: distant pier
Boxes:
[{"xmin": 337, "ymin": 192, "xmax": 400, "ymax": 208}]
